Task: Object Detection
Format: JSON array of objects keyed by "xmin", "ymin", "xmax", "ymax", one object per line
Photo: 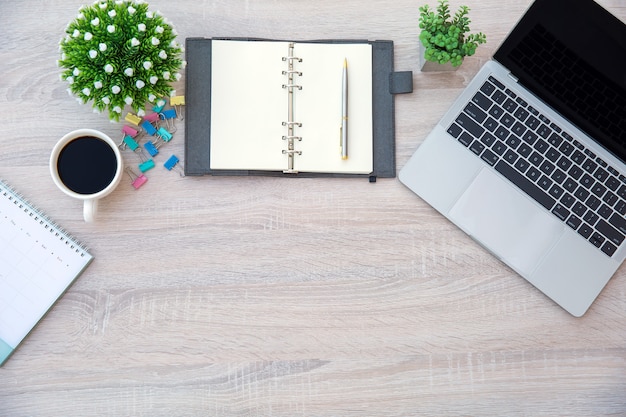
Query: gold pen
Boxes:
[{"xmin": 340, "ymin": 58, "xmax": 348, "ymax": 160}]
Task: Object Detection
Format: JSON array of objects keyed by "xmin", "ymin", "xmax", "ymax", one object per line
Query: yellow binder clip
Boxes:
[
  {"xmin": 170, "ymin": 95, "xmax": 185, "ymax": 119},
  {"xmin": 125, "ymin": 112, "xmax": 142, "ymax": 126}
]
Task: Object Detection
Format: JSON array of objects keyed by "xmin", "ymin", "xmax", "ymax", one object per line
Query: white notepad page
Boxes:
[
  {"xmin": 210, "ymin": 40, "xmax": 373, "ymax": 174},
  {"xmin": 0, "ymin": 180, "xmax": 93, "ymax": 365}
]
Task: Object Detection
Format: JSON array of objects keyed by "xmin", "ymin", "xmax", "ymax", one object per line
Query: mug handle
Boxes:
[{"xmin": 83, "ymin": 199, "xmax": 98, "ymax": 223}]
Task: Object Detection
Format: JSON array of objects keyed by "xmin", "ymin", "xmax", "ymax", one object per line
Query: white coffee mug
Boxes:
[{"xmin": 50, "ymin": 129, "xmax": 123, "ymax": 222}]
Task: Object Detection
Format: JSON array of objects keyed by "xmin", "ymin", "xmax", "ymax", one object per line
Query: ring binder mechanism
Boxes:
[
  {"xmin": 191, "ymin": 38, "xmax": 412, "ymax": 178},
  {"xmin": 282, "ymin": 42, "xmax": 303, "ymax": 174}
]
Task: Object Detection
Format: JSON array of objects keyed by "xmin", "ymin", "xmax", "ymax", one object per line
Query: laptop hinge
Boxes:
[{"xmin": 507, "ymin": 72, "xmax": 519, "ymax": 83}]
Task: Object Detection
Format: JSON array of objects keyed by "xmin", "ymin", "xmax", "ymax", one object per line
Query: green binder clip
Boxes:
[
  {"xmin": 156, "ymin": 127, "xmax": 173, "ymax": 142},
  {"xmin": 151, "ymin": 127, "xmax": 173, "ymax": 150},
  {"xmin": 152, "ymin": 98, "xmax": 167, "ymax": 113},
  {"xmin": 138, "ymin": 159, "xmax": 155, "ymax": 173},
  {"xmin": 122, "ymin": 135, "xmax": 148, "ymax": 161}
]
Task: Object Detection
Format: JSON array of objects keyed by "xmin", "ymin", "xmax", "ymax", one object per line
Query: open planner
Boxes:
[
  {"xmin": 184, "ymin": 38, "xmax": 413, "ymax": 180},
  {"xmin": 0, "ymin": 180, "xmax": 93, "ymax": 366}
]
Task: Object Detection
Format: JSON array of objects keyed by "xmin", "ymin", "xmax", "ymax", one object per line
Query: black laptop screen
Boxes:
[{"xmin": 494, "ymin": 0, "xmax": 626, "ymax": 164}]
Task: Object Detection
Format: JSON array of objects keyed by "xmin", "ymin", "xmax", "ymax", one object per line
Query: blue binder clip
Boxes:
[
  {"xmin": 164, "ymin": 154, "xmax": 184, "ymax": 176},
  {"xmin": 144, "ymin": 141, "xmax": 159, "ymax": 157},
  {"xmin": 141, "ymin": 120, "xmax": 157, "ymax": 136},
  {"xmin": 159, "ymin": 108, "xmax": 178, "ymax": 132}
]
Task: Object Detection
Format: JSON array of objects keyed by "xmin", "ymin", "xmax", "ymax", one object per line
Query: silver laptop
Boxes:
[{"xmin": 399, "ymin": 0, "xmax": 625, "ymax": 316}]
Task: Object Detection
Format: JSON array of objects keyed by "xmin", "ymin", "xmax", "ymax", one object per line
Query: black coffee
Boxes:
[{"xmin": 57, "ymin": 136, "xmax": 118, "ymax": 195}]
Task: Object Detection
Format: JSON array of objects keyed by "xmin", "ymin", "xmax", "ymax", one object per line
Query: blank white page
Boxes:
[{"xmin": 209, "ymin": 40, "xmax": 373, "ymax": 174}]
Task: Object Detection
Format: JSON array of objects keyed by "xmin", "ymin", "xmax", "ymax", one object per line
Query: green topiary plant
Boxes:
[
  {"xmin": 58, "ymin": 0, "xmax": 184, "ymax": 121},
  {"xmin": 419, "ymin": 0, "xmax": 486, "ymax": 67}
]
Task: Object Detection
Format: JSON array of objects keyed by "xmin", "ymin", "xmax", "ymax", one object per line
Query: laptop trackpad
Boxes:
[{"xmin": 449, "ymin": 169, "xmax": 563, "ymax": 276}]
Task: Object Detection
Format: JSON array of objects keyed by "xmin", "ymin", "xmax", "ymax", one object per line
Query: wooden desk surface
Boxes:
[{"xmin": 1, "ymin": 1, "xmax": 624, "ymax": 415}]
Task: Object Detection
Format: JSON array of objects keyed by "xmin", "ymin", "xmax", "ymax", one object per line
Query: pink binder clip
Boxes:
[
  {"xmin": 126, "ymin": 167, "xmax": 147, "ymax": 189},
  {"xmin": 122, "ymin": 125, "xmax": 139, "ymax": 137}
]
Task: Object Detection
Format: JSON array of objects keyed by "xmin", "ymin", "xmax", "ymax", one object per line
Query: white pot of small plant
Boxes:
[{"xmin": 418, "ymin": 0, "xmax": 486, "ymax": 72}]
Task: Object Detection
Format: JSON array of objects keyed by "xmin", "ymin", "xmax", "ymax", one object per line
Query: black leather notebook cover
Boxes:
[{"xmin": 184, "ymin": 37, "xmax": 412, "ymax": 180}]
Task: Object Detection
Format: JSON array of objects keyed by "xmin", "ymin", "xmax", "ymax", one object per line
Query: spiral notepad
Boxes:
[
  {"xmin": 0, "ymin": 179, "xmax": 93, "ymax": 366},
  {"xmin": 209, "ymin": 39, "xmax": 374, "ymax": 174}
]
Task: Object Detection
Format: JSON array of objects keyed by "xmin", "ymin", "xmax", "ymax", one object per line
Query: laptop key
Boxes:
[
  {"xmin": 525, "ymin": 115, "xmax": 541, "ymax": 130},
  {"xmin": 597, "ymin": 204, "xmax": 612, "ymax": 219},
  {"xmin": 481, "ymin": 132, "xmax": 496, "ymax": 147},
  {"xmin": 503, "ymin": 149, "xmax": 518, "ymax": 164},
  {"xmin": 515, "ymin": 158, "xmax": 530, "ymax": 173},
  {"xmin": 458, "ymin": 132, "xmax": 473, "ymax": 147},
  {"xmin": 609, "ymin": 212, "xmax": 626, "ymax": 234},
  {"xmin": 586, "ymin": 195, "xmax": 601, "ymax": 211},
  {"xmin": 492, "ymin": 140, "xmax": 507, "ymax": 156},
  {"xmin": 549, "ymin": 184, "xmax": 564, "ymax": 200},
  {"xmin": 470, "ymin": 141, "xmax": 485, "ymax": 155},
  {"xmin": 472, "ymin": 91, "xmax": 492, "ymax": 111},
  {"xmin": 578, "ymin": 223, "xmax": 593, "ymax": 239},
  {"xmin": 447, "ymin": 123, "xmax": 463, "ymax": 138},
  {"xmin": 552, "ymin": 203, "xmax": 570, "ymax": 221},
  {"xmin": 495, "ymin": 161, "xmax": 555, "ymax": 210},
  {"xmin": 483, "ymin": 117, "xmax": 499, "ymax": 132},
  {"xmin": 551, "ymin": 168, "xmax": 567, "ymax": 184},
  {"xmin": 605, "ymin": 176, "xmax": 620, "ymax": 191},
  {"xmin": 583, "ymin": 211, "xmax": 599, "ymax": 227},
  {"xmin": 601, "ymin": 242, "xmax": 617, "ymax": 257},
  {"xmin": 455, "ymin": 113, "xmax": 484, "ymax": 138},
  {"xmin": 464, "ymin": 102, "xmax": 487, "ymax": 123},
  {"xmin": 589, "ymin": 232, "xmax": 605, "ymax": 248},
  {"xmin": 596, "ymin": 219, "xmax": 625, "ymax": 246},
  {"xmin": 538, "ymin": 175, "xmax": 553, "ymax": 191},
  {"xmin": 537, "ymin": 124, "xmax": 552, "ymax": 139},
  {"xmin": 481, "ymin": 149, "xmax": 499, "ymax": 166},
  {"xmin": 480, "ymin": 80, "xmax": 496, "ymax": 96},
  {"xmin": 566, "ymin": 215, "xmax": 582, "ymax": 230},
  {"xmin": 489, "ymin": 106, "xmax": 504, "ymax": 119}
]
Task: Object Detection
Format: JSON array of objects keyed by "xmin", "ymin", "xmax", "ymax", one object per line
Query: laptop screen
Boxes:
[{"xmin": 494, "ymin": 0, "xmax": 626, "ymax": 165}]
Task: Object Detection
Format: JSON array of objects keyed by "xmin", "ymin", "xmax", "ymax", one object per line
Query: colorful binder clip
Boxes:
[
  {"xmin": 152, "ymin": 98, "xmax": 167, "ymax": 113},
  {"xmin": 125, "ymin": 167, "xmax": 147, "ymax": 189},
  {"xmin": 144, "ymin": 141, "xmax": 159, "ymax": 157},
  {"xmin": 150, "ymin": 127, "xmax": 173, "ymax": 149},
  {"xmin": 159, "ymin": 109, "xmax": 177, "ymax": 131},
  {"xmin": 141, "ymin": 119, "xmax": 157, "ymax": 136},
  {"xmin": 122, "ymin": 135, "xmax": 149, "ymax": 161},
  {"xmin": 138, "ymin": 159, "xmax": 155, "ymax": 173},
  {"xmin": 143, "ymin": 112, "xmax": 160, "ymax": 124},
  {"xmin": 170, "ymin": 95, "xmax": 185, "ymax": 119},
  {"xmin": 164, "ymin": 154, "xmax": 184, "ymax": 176},
  {"xmin": 125, "ymin": 112, "xmax": 142, "ymax": 126},
  {"xmin": 122, "ymin": 125, "xmax": 139, "ymax": 137}
]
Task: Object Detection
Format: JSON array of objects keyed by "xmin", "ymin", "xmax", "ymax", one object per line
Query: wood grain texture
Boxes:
[{"xmin": 0, "ymin": 1, "xmax": 625, "ymax": 416}]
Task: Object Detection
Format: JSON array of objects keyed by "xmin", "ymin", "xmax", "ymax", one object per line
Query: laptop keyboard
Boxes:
[{"xmin": 447, "ymin": 75, "xmax": 626, "ymax": 257}]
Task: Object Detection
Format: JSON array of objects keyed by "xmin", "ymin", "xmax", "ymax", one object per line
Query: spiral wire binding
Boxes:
[{"xmin": 0, "ymin": 179, "xmax": 92, "ymax": 256}]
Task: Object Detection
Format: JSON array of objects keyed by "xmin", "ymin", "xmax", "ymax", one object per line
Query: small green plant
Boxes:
[
  {"xmin": 419, "ymin": 0, "xmax": 486, "ymax": 67},
  {"xmin": 58, "ymin": 0, "xmax": 184, "ymax": 121}
]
